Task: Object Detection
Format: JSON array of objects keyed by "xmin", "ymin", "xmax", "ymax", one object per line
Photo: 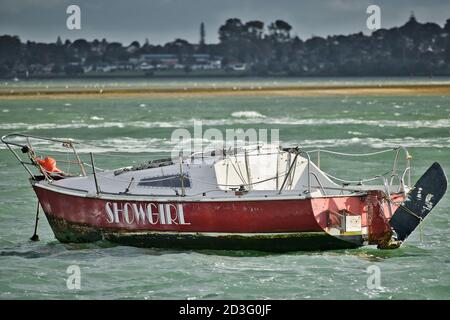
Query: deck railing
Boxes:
[
  {"xmin": 1, "ymin": 134, "xmax": 412, "ymax": 197},
  {"xmin": 1, "ymin": 133, "xmax": 87, "ymax": 180},
  {"xmin": 306, "ymin": 146, "xmax": 411, "ymax": 194}
]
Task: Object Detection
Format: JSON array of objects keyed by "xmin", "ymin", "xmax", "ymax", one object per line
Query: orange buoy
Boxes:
[{"xmin": 36, "ymin": 156, "xmax": 61, "ymax": 173}]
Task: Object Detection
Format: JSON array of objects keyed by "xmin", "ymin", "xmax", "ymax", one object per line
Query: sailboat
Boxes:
[{"xmin": 2, "ymin": 133, "xmax": 446, "ymax": 252}]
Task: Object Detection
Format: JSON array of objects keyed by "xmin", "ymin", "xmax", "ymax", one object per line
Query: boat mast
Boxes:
[
  {"xmin": 244, "ymin": 149, "xmax": 252, "ymax": 191},
  {"xmin": 179, "ymin": 152, "xmax": 186, "ymax": 197}
]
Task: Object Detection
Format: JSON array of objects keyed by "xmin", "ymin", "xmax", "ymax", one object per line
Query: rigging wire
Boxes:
[{"xmin": 306, "ymin": 147, "xmax": 398, "ymax": 157}]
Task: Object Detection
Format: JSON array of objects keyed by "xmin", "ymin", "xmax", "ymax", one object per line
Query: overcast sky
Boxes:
[{"xmin": 1, "ymin": 0, "xmax": 450, "ymax": 45}]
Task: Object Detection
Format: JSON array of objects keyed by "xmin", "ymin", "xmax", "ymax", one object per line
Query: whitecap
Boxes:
[
  {"xmin": 231, "ymin": 111, "xmax": 266, "ymax": 118},
  {"xmin": 2, "ymin": 135, "xmax": 449, "ymax": 155},
  {"xmin": 2, "ymin": 117, "xmax": 450, "ymax": 131},
  {"xmin": 287, "ymin": 136, "xmax": 450, "ymax": 149}
]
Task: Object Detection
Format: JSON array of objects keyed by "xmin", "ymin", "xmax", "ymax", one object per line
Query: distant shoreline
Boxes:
[{"xmin": 1, "ymin": 83, "xmax": 450, "ymax": 99}]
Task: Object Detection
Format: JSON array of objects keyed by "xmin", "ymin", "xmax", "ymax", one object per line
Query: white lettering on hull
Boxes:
[{"xmin": 105, "ymin": 202, "xmax": 190, "ymax": 226}]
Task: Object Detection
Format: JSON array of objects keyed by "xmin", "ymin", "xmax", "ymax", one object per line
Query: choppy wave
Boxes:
[
  {"xmin": 289, "ymin": 136, "xmax": 450, "ymax": 149},
  {"xmin": 90, "ymin": 116, "xmax": 104, "ymax": 121},
  {"xmin": 231, "ymin": 111, "xmax": 266, "ymax": 118},
  {"xmin": 2, "ymin": 135, "xmax": 448, "ymax": 154},
  {"xmin": 1, "ymin": 117, "xmax": 450, "ymax": 130},
  {"xmin": 267, "ymin": 118, "xmax": 450, "ymax": 128}
]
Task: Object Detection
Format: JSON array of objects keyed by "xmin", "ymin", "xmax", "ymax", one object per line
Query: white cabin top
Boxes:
[{"xmin": 52, "ymin": 144, "xmax": 342, "ymax": 199}]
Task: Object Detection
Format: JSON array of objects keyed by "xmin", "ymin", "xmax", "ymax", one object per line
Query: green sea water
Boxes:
[{"xmin": 0, "ymin": 78, "xmax": 449, "ymax": 299}]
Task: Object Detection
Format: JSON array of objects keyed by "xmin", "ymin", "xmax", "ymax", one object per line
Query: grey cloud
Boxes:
[{"xmin": 0, "ymin": 0, "xmax": 449, "ymax": 44}]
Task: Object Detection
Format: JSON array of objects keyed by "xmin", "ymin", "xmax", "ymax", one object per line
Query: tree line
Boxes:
[{"xmin": 1, "ymin": 15, "xmax": 450, "ymax": 77}]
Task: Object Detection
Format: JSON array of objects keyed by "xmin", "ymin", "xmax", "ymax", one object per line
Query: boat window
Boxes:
[{"xmin": 137, "ymin": 174, "xmax": 191, "ymax": 188}]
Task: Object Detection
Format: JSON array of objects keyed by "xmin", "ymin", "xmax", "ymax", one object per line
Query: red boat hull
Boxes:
[{"xmin": 33, "ymin": 184, "xmax": 402, "ymax": 251}]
